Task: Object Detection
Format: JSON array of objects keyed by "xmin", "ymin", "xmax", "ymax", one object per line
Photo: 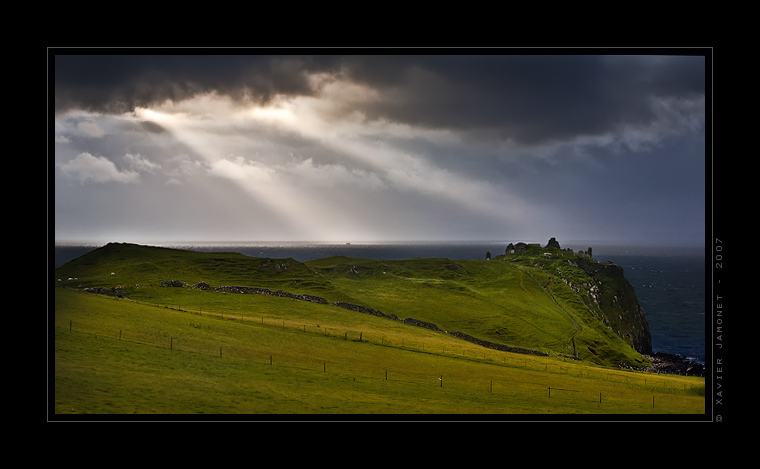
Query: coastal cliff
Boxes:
[
  {"xmin": 502, "ymin": 238, "xmax": 652, "ymax": 358},
  {"xmin": 571, "ymin": 256, "xmax": 652, "ymax": 355}
]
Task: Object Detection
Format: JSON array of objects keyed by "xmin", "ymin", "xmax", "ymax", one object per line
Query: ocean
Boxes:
[{"xmin": 52, "ymin": 240, "xmax": 707, "ymax": 364}]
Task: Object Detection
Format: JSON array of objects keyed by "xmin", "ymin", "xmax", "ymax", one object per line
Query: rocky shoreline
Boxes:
[{"xmin": 643, "ymin": 352, "xmax": 705, "ymax": 377}]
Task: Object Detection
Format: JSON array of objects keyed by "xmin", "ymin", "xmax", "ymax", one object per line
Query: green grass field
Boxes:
[{"xmin": 51, "ymin": 243, "xmax": 705, "ymax": 416}]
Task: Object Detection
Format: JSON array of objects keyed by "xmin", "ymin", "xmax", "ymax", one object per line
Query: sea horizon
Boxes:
[{"xmin": 53, "ymin": 237, "xmax": 707, "ymax": 254}]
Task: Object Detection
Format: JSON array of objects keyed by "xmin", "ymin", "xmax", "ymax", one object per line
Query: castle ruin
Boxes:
[{"xmin": 504, "ymin": 237, "xmax": 592, "ymax": 258}]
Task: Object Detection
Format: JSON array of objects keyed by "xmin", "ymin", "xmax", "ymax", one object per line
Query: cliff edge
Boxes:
[{"xmin": 503, "ymin": 238, "xmax": 652, "ymax": 357}]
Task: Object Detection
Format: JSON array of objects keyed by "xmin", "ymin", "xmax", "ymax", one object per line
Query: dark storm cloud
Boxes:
[
  {"xmin": 54, "ymin": 54, "xmax": 342, "ymax": 115},
  {"xmin": 338, "ymin": 54, "xmax": 705, "ymax": 143},
  {"xmin": 53, "ymin": 53, "xmax": 705, "ymax": 144}
]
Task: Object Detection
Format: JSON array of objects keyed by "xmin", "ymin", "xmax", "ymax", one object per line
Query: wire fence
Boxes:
[{"xmin": 59, "ymin": 305, "xmax": 704, "ymax": 412}]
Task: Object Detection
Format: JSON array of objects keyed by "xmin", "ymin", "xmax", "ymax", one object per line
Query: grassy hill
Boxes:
[{"xmin": 51, "ymin": 243, "xmax": 705, "ymax": 416}]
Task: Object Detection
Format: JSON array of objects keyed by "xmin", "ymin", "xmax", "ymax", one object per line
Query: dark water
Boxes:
[
  {"xmin": 593, "ymin": 252, "xmax": 706, "ymax": 365},
  {"xmin": 52, "ymin": 241, "xmax": 707, "ymax": 364}
]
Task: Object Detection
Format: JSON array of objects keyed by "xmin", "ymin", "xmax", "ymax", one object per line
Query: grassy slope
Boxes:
[
  {"xmin": 53, "ymin": 288, "xmax": 704, "ymax": 415},
  {"xmin": 52, "ymin": 243, "xmax": 705, "ymax": 415},
  {"xmin": 303, "ymin": 254, "xmax": 647, "ymax": 367},
  {"xmin": 55, "ymin": 243, "xmax": 647, "ymax": 366}
]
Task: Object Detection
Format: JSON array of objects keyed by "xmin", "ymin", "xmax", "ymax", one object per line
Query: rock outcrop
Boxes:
[
  {"xmin": 644, "ymin": 352, "xmax": 705, "ymax": 376},
  {"xmin": 572, "ymin": 257, "xmax": 623, "ymax": 278},
  {"xmin": 333, "ymin": 302, "xmax": 399, "ymax": 320},
  {"xmin": 402, "ymin": 317, "xmax": 443, "ymax": 331},
  {"xmin": 83, "ymin": 286, "xmax": 126, "ymax": 298},
  {"xmin": 160, "ymin": 279, "xmax": 187, "ymax": 287},
  {"xmin": 209, "ymin": 285, "xmax": 329, "ymax": 304},
  {"xmin": 569, "ymin": 255, "xmax": 651, "ymax": 355},
  {"xmin": 446, "ymin": 330, "xmax": 549, "ymax": 357}
]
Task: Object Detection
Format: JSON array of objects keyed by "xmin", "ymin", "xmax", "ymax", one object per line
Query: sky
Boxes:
[{"xmin": 51, "ymin": 51, "xmax": 708, "ymax": 246}]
